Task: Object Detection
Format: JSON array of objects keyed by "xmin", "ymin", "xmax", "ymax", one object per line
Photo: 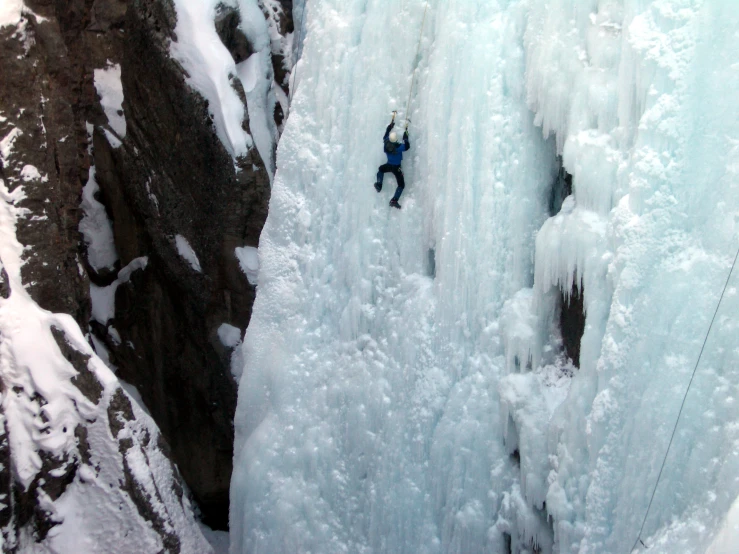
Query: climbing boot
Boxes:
[
  {"xmin": 374, "ymin": 182, "xmax": 382, "ymax": 192},
  {"xmin": 389, "ymin": 199, "xmax": 401, "ymax": 209}
]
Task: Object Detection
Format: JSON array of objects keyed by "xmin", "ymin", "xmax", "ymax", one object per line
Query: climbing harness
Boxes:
[
  {"xmin": 403, "ymin": 1, "xmax": 429, "ymax": 129},
  {"xmin": 630, "ymin": 243, "xmax": 739, "ymax": 552}
]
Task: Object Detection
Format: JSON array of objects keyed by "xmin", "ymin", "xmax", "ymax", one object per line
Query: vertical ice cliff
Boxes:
[
  {"xmin": 516, "ymin": 1, "xmax": 739, "ymax": 552},
  {"xmin": 232, "ymin": 0, "xmax": 738, "ymax": 553},
  {"xmin": 232, "ymin": 0, "xmax": 555, "ymax": 552}
]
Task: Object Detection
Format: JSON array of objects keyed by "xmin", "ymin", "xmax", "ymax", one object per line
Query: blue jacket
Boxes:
[{"xmin": 383, "ymin": 123, "xmax": 410, "ymax": 166}]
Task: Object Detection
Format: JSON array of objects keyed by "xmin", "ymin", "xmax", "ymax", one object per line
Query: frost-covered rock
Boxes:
[
  {"xmin": 0, "ymin": 137, "xmax": 209, "ymax": 552},
  {"xmin": 1, "ymin": 2, "xmax": 217, "ymax": 548},
  {"xmin": 83, "ymin": 0, "xmax": 294, "ymax": 527}
]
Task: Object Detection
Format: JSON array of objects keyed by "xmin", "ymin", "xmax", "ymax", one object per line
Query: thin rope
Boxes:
[
  {"xmin": 404, "ymin": 2, "xmax": 429, "ymax": 128},
  {"xmin": 288, "ymin": 1, "xmax": 307, "ymax": 106},
  {"xmin": 631, "ymin": 243, "xmax": 739, "ymax": 553}
]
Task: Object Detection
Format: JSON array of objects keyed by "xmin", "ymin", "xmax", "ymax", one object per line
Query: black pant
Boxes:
[{"xmin": 376, "ymin": 164, "xmax": 405, "ymax": 201}]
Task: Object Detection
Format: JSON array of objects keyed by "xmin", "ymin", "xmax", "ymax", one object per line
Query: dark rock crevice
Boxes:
[
  {"xmin": 548, "ymin": 157, "xmax": 572, "ymax": 217},
  {"xmin": 547, "ymin": 159, "xmax": 585, "ymax": 367},
  {"xmin": 215, "ymin": 3, "xmax": 252, "ymax": 64},
  {"xmin": 560, "ymin": 283, "xmax": 585, "ymax": 367}
]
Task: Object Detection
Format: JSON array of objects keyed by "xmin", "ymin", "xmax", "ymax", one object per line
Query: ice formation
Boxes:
[{"xmin": 228, "ymin": 1, "xmax": 738, "ymax": 553}]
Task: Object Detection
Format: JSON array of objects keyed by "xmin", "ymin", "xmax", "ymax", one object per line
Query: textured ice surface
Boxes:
[
  {"xmin": 232, "ymin": 1, "xmax": 739, "ymax": 553},
  {"xmin": 231, "ymin": 1, "xmax": 553, "ymax": 552},
  {"xmin": 522, "ymin": 1, "xmax": 739, "ymax": 552}
]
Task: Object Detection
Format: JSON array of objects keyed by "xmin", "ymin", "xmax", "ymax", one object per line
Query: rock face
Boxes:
[
  {"xmin": 2, "ymin": 0, "xmax": 294, "ymax": 537},
  {"xmin": 1, "ymin": 4, "xmax": 211, "ymax": 549},
  {"xmin": 0, "ymin": 1, "xmax": 93, "ymax": 325},
  {"xmin": 86, "ymin": 0, "xmax": 292, "ymax": 528}
]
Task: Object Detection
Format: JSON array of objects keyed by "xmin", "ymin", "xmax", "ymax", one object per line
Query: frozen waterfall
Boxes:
[{"xmin": 230, "ymin": 1, "xmax": 739, "ymax": 553}]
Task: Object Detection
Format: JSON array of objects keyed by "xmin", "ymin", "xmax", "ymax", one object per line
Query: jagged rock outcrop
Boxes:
[
  {"xmin": 2, "ymin": 0, "xmax": 295, "ymax": 535},
  {"xmin": 0, "ymin": 1, "xmax": 214, "ymax": 549},
  {"xmin": 0, "ymin": 1, "xmax": 93, "ymax": 324},
  {"xmin": 85, "ymin": 0, "xmax": 293, "ymax": 528}
]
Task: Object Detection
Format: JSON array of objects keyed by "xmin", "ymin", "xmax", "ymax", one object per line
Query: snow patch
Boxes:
[
  {"xmin": 103, "ymin": 128, "xmax": 122, "ymax": 148},
  {"xmin": 175, "ymin": 234, "xmax": 202, "ymax": 272},
  {"xmin": 234, "ymin": 246, "xmax": 258, "ymax": 285},
  {"xmin": 169, "ymin": 0, "xmax": 253, "ymax": 158},
  {"xmin": 90, "ymin": 257, "xmax": 148, "ymax": 325},
  {"xmin": 0, "ymin": 0, "xmax": 44, "ymax": 29},
  {"xmin": 80, "ymin": 167, "xmax": 118, "ymax": 272},
  {"xmin": 0, "ymin": 127, "xmax": 22, "ymax": 165},
  {"xmin": 94, "ymin": 62, "xmax": 127, "ymax": 138},
  {"xmin": 217, "ymin": 323, "xmax": 242, "ymax": 349},
  {"xmin": 19, "ymin": 164, "xmax": 46, "ymax": 182}
]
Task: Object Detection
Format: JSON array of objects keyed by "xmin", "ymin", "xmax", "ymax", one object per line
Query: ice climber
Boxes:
[{"xmin": 374, "ymin": 113, "xmax": 410, "ymax": 209}]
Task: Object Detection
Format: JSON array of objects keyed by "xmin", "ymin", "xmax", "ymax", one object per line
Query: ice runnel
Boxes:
[{"xmin": 231, "ymin": 1, "xmax": 739, "ymax": 553}]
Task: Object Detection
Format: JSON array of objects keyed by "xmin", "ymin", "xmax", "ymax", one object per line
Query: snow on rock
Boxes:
[
  {"xmin": 0, "ymin": 0, "xmax": 24, "ymax": 28},
  {"xmin": 0, "ymin": 173, "xmax": 210, "ymax": 551},
  {"xmin": 90, "ymin": 257, "xmax": 148, "ymax": 326},
  {"xmin": 0, "ymin": 128, "xmax": 21, "ymax": 165},
  {"xmin": 93, "ymin": 62, "xmax": 126, "ymax": 138},
  {"xmin": 19, "ymin": 164, "xmax": 46, "ymax": 182},
  {"xmin": 236, "ymin": 48, "xmax": 278, "ymax": 180},
  {"xmin": 218, "ymin": 323, "xmax": 242, "ymax": 349},
  {"xmin": 175, "ymin": 234, "xmax": 202, "ymax": 272},
  {"xmin": 234, "ymin": 245, "xmax": 259, "ymax": 285},
  {"xmin": 0, "ymin": 0, "xmax": 44, "ymax": 29},
  {"xmin": 103, "ymin": 127, "xmax": 122, "ymax": 148},
  {"xmin": 80, "ymin": 166, "xmax": 118, "ymax": 273},
  {"xmin": 234, "ymin": 0, "xmax": 280, "ymax": 180},
  {"xmin": 169, "ymin": 0, "xmax": 283, "ymax": 175},
  {"xmin": 169, "ymin": 0, "xmax": 253, "ymax": 159}
]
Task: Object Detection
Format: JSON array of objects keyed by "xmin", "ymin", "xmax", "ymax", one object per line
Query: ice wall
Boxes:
[
  {"xmin": 509, "ymin": 0, "xmax": 739, "ymax": 552},
  {"xmin": 231, "ymin": 0, "xmax": 555, "ymax": 552},
  {"xmin": 231, "ymin": 0, "xmax": 739, "ymax": 553}
]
